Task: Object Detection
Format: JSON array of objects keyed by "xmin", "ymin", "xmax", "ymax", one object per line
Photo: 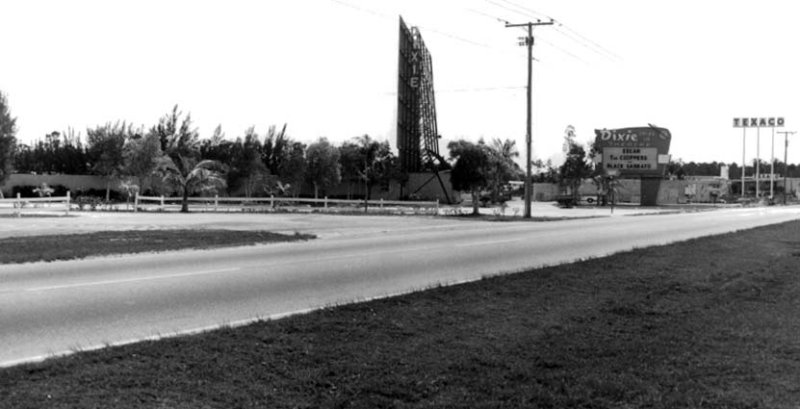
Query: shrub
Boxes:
[{"xmin": 75, "ymin": 196, "xmax": 104, "ymax": 211}]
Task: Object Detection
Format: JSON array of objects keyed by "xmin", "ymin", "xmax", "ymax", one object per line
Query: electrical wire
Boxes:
[
  {"xmin": 328, "ymin": 0, "xmax": 501, "ymax": 50},
  {"xmin": 482, "ymin": 0, "xmax": 537, "ymax": 21},
  {"xmin": 490, "ymin": 0, "xmax": 621, "ymax": 61},
  {"xmin": 465, "ymin": 7, "xmax": 510, "ymax": 25},
  {"xmin": 553, "ymin": 23, "xmax": 622, "ymax": 61}
]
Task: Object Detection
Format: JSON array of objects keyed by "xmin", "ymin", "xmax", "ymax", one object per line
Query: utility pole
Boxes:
[
  {"xmin": 777, "ymin": 130, "xmax": 796, "ymax": 205},
  {"xmin": 506, "ymin": 19, "xmax": 553, "ymax": 219}
]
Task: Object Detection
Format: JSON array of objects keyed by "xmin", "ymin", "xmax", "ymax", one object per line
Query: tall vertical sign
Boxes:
[
  {"xmin": 397, "ymin": 17, "xmax": 420, "ymax": 173},
  {"xmin": 397, "ymin": 17, "xmax": 440, "ymax": 174}
]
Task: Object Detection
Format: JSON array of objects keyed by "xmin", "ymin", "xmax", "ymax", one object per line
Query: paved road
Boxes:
[{"xmin": 1, "ymin": 206, "xmax": 799, "ymax": 366}]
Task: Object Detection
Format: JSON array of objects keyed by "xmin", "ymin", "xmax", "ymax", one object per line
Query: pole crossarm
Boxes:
[
  {"xmin": 504, "ymin": 19, "xmax": 553, "ymax": 219},
  {"xmin": 504, "ymin": 20, "xmax": 555, "ymax": 29}
]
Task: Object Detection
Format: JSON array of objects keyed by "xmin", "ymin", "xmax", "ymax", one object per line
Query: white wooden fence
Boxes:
[
  {"xmin": 134, "ymin": 194, "xmax": 439, "ymax": 214},
  {"xmin": 0, "ymin": 192, "xmax": 71, "ymax": 217}
]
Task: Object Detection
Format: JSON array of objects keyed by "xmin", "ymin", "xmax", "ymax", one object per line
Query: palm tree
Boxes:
[
  {"xmin": 156, "ymin": 156, "xmax": 226, "ymax": 213},
  {"xmin": 487, "ymin": 138, "xmax": 520, "ymax": 203},
  {"xmin": 149, "ymin": 105, "xmax": 226, "ymax": 212}
]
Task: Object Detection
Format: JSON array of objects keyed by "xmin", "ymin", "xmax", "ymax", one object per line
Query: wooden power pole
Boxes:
[{"xmin": 505, "ymin": 20, "xmax": 553, "ymax": 218}]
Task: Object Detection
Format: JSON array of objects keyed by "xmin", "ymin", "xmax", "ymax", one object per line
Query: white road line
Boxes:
[{"xmin": 24, "ymin": 267, "xmax": 240, "ymax": 292}]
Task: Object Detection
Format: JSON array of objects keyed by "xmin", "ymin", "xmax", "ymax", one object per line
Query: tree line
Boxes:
[
  {"xmin": 0, "ymin": 95, "xmax": 523, "ymax": 213},
  {"xmin": 1, "ymin": 102, "xmax": 402, "ymax": 210}
]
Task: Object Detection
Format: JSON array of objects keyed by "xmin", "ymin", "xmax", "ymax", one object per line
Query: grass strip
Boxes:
[
  {"xmin": 3, "ymin": 221, "xmax": 800, "ymax": 408},
  {"xmin": 0, "ymin": 230, "xmax": 315, "ymax": 264}
]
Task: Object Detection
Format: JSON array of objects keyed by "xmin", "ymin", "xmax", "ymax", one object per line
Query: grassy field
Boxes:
[
  {"xmin": 0, "ymin": 230, "xmax": 315, "ymax": 264},
  {"xmin": 2, "ymin": 221, "xmax": 800, "ymax": 408}
]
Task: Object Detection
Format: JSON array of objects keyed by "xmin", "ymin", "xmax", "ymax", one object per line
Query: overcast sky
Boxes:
[{"xmin": 1, "ymin": 0, "xmax": 799, "ymax": 166}]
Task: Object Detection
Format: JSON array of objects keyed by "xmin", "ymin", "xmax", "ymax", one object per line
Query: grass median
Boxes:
[
  {"xmin": 2, "ymin": 221, "xmax": 800, "ymax": 408},
  {"xmin": 0, "ymin": 230, "xmax": 315, "ymax": 264}
]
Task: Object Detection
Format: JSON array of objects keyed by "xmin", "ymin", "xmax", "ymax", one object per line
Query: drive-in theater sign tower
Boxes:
[
  {"xmin": 397, "ymin": 16, "xmax": 450, "ymax": 203},
  {"xmin": 594, "ymin": 126, "xmax": 672, "ymax": 206}
]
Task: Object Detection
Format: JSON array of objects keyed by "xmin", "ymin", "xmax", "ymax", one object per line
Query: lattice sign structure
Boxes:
[{"xmin": 397, "ymin": 16, "xmax": 441, "ymax": 173}]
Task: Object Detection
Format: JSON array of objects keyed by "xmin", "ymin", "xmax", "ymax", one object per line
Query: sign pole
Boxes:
[
  {"xmin": 742, "ymin": 127, "xmax": 746, "ymax": 198},
  {"xmin": 756, "ymin": 127, "xmax": 760, "ymax": 198},
  {"xmin": 771, "ymin": 126, "xmax": 775, "ymax": 200}
]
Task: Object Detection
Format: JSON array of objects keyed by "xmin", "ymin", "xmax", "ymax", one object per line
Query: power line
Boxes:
[
  {"xmin": 482, "ymin": 0, "xmax": 536, "ymax": 21},
  {"xmin": 482, "ymin": 0, "xmax": 614, "ymax": 62},
  {"xmin": 465, "ymin": 7, "xmax": 510, "ymax": 25},
  {"xmin": 552, "ymin": 23, "xmax": 622, "ymax": 61},
  {"xmin": 328, "ymin": 0, "xmax": 500, "ymax": 50},
  {"xmin": 498, "ymin": 0, "xmax": 553, "ymax": 20},
  {"xmin": 535, "ymin": 36, "xmax": 590, "ymax": 64},
  {"xmin": 495, "ymin": 0, "xmax": 622, "ymax": 61},
  {"xmin": 418, "ymin": 26, "xmax": 492, "ymax": 48},
  {"xmin": 328, "ymin": 0, "xmax": 391, "ymax": 19}
]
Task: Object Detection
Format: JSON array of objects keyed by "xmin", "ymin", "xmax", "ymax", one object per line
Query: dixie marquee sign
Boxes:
[{"xmin": 593, "ymin": 127, "xmax": 672, "ymax": 177}]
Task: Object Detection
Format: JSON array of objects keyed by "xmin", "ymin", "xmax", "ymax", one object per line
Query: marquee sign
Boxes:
[
  {"xmin": 732, "ymin": 117, "xmax": 785, "ymax": 128},
  {"xmin": 594, "ymin": 127, "xmax": 671, "ymax": 177}
]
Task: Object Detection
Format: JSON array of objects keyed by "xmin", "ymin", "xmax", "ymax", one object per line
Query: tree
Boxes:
[
  {"xmin": 341, "ymin": 135, "xmax": 396, "ymax": 204},
  {"xmin": 262, "ymin": 124, "xmax": 289, "ymax": 176},
  {"xmin": 151, "ymin": 105, "xmax": 226, "ymax": 212},
  {"xmin": 230, "ymin": 127, "xmax": 271, "ymax": 198},
  {"xmin": 262, "ymin": 124, "xmax": 308, "ymax": 196},
  {"xmin": 532, "ymin": 159, "xmax": 558, "ymax": 183},
  {"xmin": 123, "ymin": 130, "xmax": 161, "ymax": 195},
  {"xmin": 559, "ymin": 138, "xmax": 592, "ymax": 202},
  {"xmin": 86, "ymin": 121, "xmax": 129, "ymax": 201},
  {"xmin": 278, "ymin": 141, "xmax": 306, "ymax": 197},
  {"xmin": 360, "ymin": 136, "xmax": 395, "ymax": 202},
  {"xmin": 338, "ymin": 140, "xmax": 362, "ymax": 199},
  {"xmin": 0, "ymin": 91, "xmax": 16, "ymax": 196},
  {"xmin": 666, "ymin": 158, "xmax": 686, "ymax": 180},
  {"xmin": 13, "ymin": 130, "xmax": 89, "ymax": 175},
  {"xmin": 486, "ymin": 138, "xmax": 520, "ymax": 203},
  {"xmin": 200, "ymin": 125, "xmax": 236, "ymax": 164},
  {"xmin": 448, "ymin": 139, "xmax": 491, "ymax": 215},
  {"xmin": 305, "ymin": 137, "xmax": 341, "ymax": 199},
  {"xmin": 156, "ymin": 156, "xmax": 227, "ymax": 211}
]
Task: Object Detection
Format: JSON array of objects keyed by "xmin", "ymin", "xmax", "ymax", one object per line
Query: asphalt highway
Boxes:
[{"xmin": 2, "ymin": 206, "xmax": 799, "ymax": 366}]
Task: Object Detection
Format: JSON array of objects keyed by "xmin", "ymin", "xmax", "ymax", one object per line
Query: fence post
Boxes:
[
  {"xmin": 215, "ymin": 195, "xmax": 219, "ymax": 212},
  {"xmin": 160, "ymin": 195, "xmax": 165, "ymax": 211},
  {"xmin": 65, "ymin": 191, "xmax": 71, "ymax": 216},
  {"xmin": 134, "ymin": 192, "xmax": 138, "ymax": 213},
  {"xmin": 324, "ymin": 196, "xmax": 328, "ymax": 209},
  {"xmin": 380, "ymin": 198, "xmax": 384, "ymax": 209},
  {"xmin": 436, "ymin": 199, "xmax": 440, "ymax": 215},
  {"xmin": 15, "ymin": 192, "xmax": 21, "ymax": 218},
  {"xmin": 270, "ymin": 195, "xmax": 274, "ymax": 208}
]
